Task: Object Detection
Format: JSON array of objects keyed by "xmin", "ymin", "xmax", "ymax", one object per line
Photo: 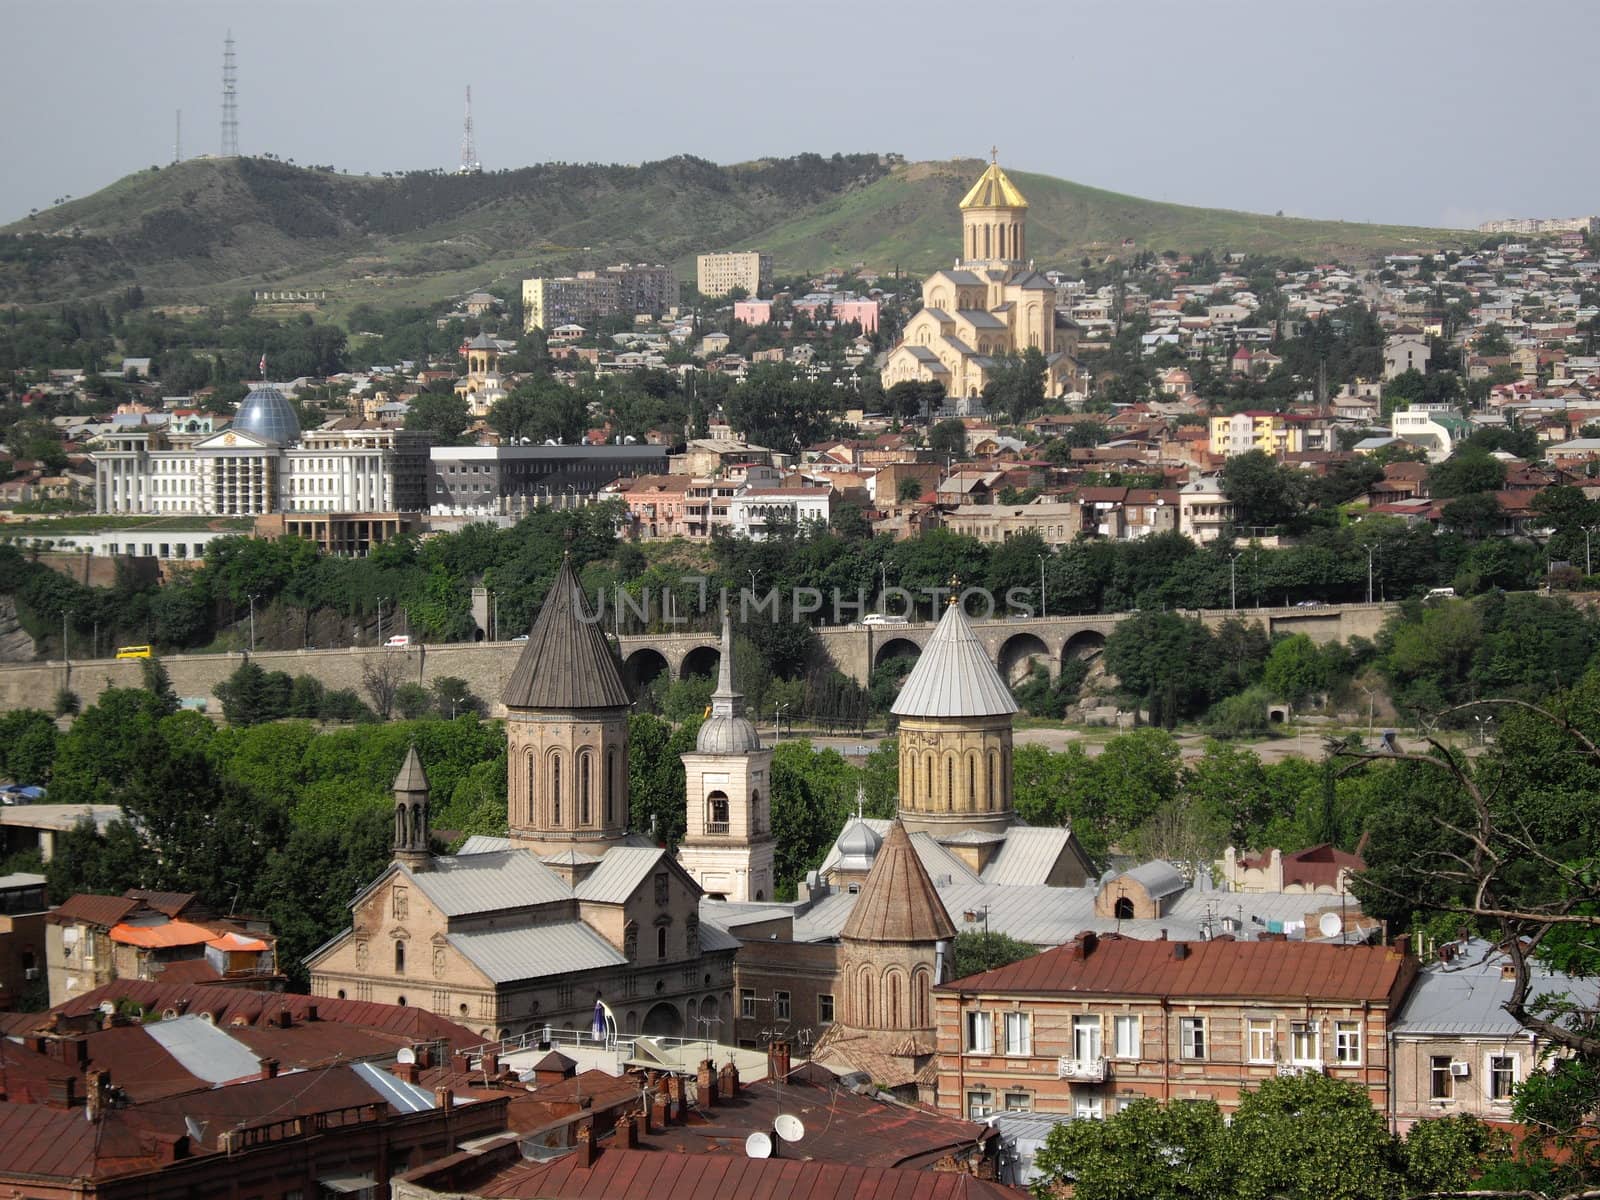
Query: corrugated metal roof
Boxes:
[
  {"xmin": 46, "ymin": 893, "xmax": 138, "ymax": 927},
  {"xmin": 448, "ymin": 922, "xmax": 625, "ymax": 984},
  {"xmin": 408, "ymin": 851, "xmax": 570, "ymax": 916},
  {"xmin": 143, "ymin": 1014, "xmax": 261, "ymax": 1083},
  {"xmin": 978, "ymin": 827, "xmax": 1075, "ymax": 886},
  {"xmin": 818, "ymin": 819, "xmax": 980, "ymax": 885},
  {"xmin": 938, "ymin": 932, "xmax": 1412, "ymax": 1001},
  {"xmin": 351, "ymin": 1061, "xmax": 435, "ymax": 1112},
  {"xmin": 501, "ymin": 557, "xmax": 631, "ymax": 710},
  {"xmin": 841, "ymin": 822, "xmax": 956, "ymax": 944},
  {"xmin": 1391, "ymin": 939, "xmax": 1600, "ymax": 1036},
  {"xmin": 698, "ymin": 919, "xmax": 741, "ymax": 953},
  {"xmin": 458, "ymin": 835, "xmax": 513, "ymax": 855},
  {"xmin": 572, "ymin": 846, "xmax": 668, "ymax": 904},
  {"xmin": 393, "ymin": 745, "xmax": 429, "ymax": 792},
  {"xmin": 891, "ymin": 603, "xmax": 1018, "ymax": 718}
]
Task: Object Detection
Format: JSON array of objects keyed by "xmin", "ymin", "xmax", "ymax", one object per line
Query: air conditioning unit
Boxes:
[{"xmin": 1450, "ymin": 1061, "xmax": 1471, "ymax": 1078}]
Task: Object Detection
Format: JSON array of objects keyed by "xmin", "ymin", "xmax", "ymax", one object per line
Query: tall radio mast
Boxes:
[
  {"xmin": 459, "ymin": 86, "xmax": 480, "ymax": 174},
  {"xmin": 221, "ymin": 31, "xmax": 239, "ymax": 156}
]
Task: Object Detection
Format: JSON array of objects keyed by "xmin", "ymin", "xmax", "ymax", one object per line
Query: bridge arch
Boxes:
[
  {"xmin": 873, "ymin": 636, "xmax": 923, "ymax": 671},
  {"xmin": 623, "ymin": 648, "xmax": 669, "ymax": 695},
  {"xmin": 1062, "ymin": 629, "xmax": 1107, "ymax": 663},
  {"xmin": 998, "ymin": 632, "xmax": 1052, "ymax": 685},
  {"xmin": 680, "ymin": 643, "xmax": 721, "ymax": 680}
]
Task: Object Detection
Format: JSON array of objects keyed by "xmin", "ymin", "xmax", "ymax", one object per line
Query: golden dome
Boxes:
[{"xmin": 959, "ymin": 161, "xmax": 1028, "ymax": 210}]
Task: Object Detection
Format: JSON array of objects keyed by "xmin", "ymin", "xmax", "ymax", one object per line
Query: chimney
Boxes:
[
  {"xmin": 1159, "ymin": 928, "xmax": 1168, "ymax": 940},
  {"xmin": 393, "ymin": 1061, "xmax": 419, "ymax": 1085},
  {"xmin": 1393, "ymin": 933, "xmax": 1412, "ymax": 959},
  {"xmin": 482, "ymin": 1050, "xmax": 500, "ymax": 1077},
  {"xmin": 305, "ymin": 1004, "xmax": 319, "ymax": 1022},
  {"xmin": 767, "ymin": 1039, "xmax": 791, "ymax": 1082},
  {"xmin": 575, "ymin": 1121, "xmax": 596, "ymax": 1168},
  {"xmin": 434, "ymin": 1087, "xmax": 454, "ymax": 1110},
  {"xmin": 697, "ymin": 1059, "xmax": 717, "ymax": 1106},
  {"xmin": 84, "ymin": 1070, "xmax": 111, "ymax": 1121},
  {"xmin": 260, "ymin": 1057, "xmax": 280, "ymax": 1081},
  {"xmin": 718, "ymin": 1061, "xmax": 739, "ymax": 1099},
  {"xmin": 276, "ymin": 1007, "xmax": 293, "ymax": 1029},
  {"xmin": 665, "ymin": 1074, "xmax": 684, "ymax": 1122},
  {"xmin": 48, "ymin": 1076, "xmax": 79, "ymax": 1110},
  {"xmin": 452, "ymin": 1051, "xmax": 472, "ymax": 1074},
  {"xmin": 650, "ymin": 1088, "xmax": 668, "ymax": 1131},
  {"xmin": 151, "ymin": 1132, "xmax": 189, "ymax": 1164},
  {"xmin": 617, "ymin": 1111, "xmax": 638, "ymax": 1149},
  {"xmin": 1173, "ymin": 943, "xmax": 1189, "ymax": 960}
]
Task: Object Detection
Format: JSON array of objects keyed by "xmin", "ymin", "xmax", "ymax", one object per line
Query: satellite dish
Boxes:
[
  {"xmin": 1318, "ymin": 912, "xmax": 1344, "ymax": 938},
  {"xmin": 98, "ymin": 1001, "xmax": 115, "ymax": 1015},
  {"xmin": 745, "ymin": 1132, "xmax": 773, "ymax": 1159},
  {"xmin": 183, "ymin": 1116, "xmax": 208, "ymax": 1143},
  {"xmin": 396, "ymin": 1047, "xmax": 416, "ymax": 1064},
  {"xmin": 775, "ymin": 1113, "xmax": 806, "ymax": 1143}
]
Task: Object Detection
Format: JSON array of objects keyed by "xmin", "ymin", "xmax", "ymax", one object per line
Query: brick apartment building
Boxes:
[{"xmin": 931, "ymin": 932, "xmax": 1418, "ymax": 1120}]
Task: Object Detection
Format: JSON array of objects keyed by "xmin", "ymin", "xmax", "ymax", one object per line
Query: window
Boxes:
[
  {"xmin": 1334, "ymin": 1021, "xmax": 1362, "ymax": 1065},
  {"xmin": 551, "ymin": 754, "xmax": 561, "ymax": 824},
  {"xmin": 1488, "ymin": 1055, "xmax": 1516, "ymax": 1101},
  {"xmin": 967, "ymin": 1011, "xmax": 994, "ymax": 1054},
  {"xmin": 776, "ymin": 990, "xmax": 791, "ymax": 1020},
  {"xmin": 1114, "ymin": 1015, "xmax": 1141, "ymax": 1060},
  {"xmin": 1430, "ymin": 1055, "xmax": 1454, "ymax": 1100},
  {"xmin": 1074, "ymin": 1096, "xmax": 1104, "ymax": 1120},
  {"xmin": 740, "ymin": 989, "xmax": 756, "ymax": 1019},
  {"xmin": 967, "ymin": 1090, "xmax": 994, "ymax": 1120},
  {"xmin": 1248, "ymin": 1019, "xmax": 1276, "ymax": 1064},
  {"xmin": 1003, "ymin": 1011, "xmax": 1032, "ymax": 1057},
  {"xmin": 579, "ymin": 753, "xmax": 591, "ymax": 825},
  {"xmin": 394, "ymin": 940, "xmax": 405, "ymax": 974},
  {"xmin": 1180, "ymin": 1017, "xmax": 1206, "ymax": 1060},
  {"xmin": 1072, "ymin": 1015, "xmax": 1103, "ymax": 1062},
  {"xmin": 818, "ymin": 993, "xmax": 834, "ymax": 1024},
  {"xmin": 1290, "ymin": 1020, "xmax": 1321, "ymax": 1065},
  {"xmin": 1004, "ymin": 1091, "xmax": 1033, "ymax": 1112},
  {"xmin": 656, "ymin": 926, "xmax": 667, "ymax": 960}
]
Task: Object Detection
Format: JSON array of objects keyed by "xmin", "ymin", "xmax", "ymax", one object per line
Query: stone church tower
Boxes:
[
  {"xmin": 891, "ymin": 599, "xmax": 1019, "ymax": 840},
  {"xmin": 678, "ymin": 615, "xmax": 774, "ymax": 902},
  {"xmin": 392, "ymin": 744, "xmax": 431, "ymax": 871},
  {"xmin": 502, "ymin": 556, "xmax": 633, "ymax": 855}
]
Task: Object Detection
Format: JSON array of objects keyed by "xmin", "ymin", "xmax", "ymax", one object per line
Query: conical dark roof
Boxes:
[
  {"xmin": 502, "ymin": 557, "xmax": 630, "ymax": 710},
  {"xmin": 841, "ymin": 820, "xmax": 956, "ymax": 944},
  {"xmin": 393, "ymin": 745, "xmax": 429, "ymax": 793}
]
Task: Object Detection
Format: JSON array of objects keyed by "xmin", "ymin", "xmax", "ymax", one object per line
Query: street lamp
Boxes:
[
  {"xmin": 1359, "ymin": 683, "xmax": 1376, "ymax": 737},
  {"xmin": 1366, "ymin": 543, "xmax": 1376, "ymax": 605},
  {"xmin": 62, "ymin": 610, "xmax": 71, "ymax": 664},
  {"xmin": 1474, "ymin": 714, "xmax": 1494, "ymax": 746},
  {"xmin": 376, "ymin": 596, "xmax": 387, "ymax": 647},
  {"xmin": 1228, "ymin": 552, "xmax": 1239, "ymax": 612},
  {"xmin": 248, "ymin": 593, "xmax": 258, "ymax": 653},
  {"xmin": 1037, "ymin": 553, "xmax": 1047, "ymax": 618},
  {"xmin": 1585, "ymin": 525, "xmax": 1598, "ymax": 578}
]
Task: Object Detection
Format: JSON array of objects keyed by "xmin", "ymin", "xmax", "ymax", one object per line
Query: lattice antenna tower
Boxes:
[
  {"xmin": 174, "ymin": 109, "xmax": 182, "ymax": 164},
  {"xmin": 221, "ymin": 31, "xmax": 239, "ymax": 157},
  {"xmin": 459, "ymin": 86, "xmax": 480, "ymax": 174}
]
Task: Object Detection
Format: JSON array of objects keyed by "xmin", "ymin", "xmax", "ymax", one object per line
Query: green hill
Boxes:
[{"xmin": 0, "ymin": 154, "xmax": 1467, "ymax": 307}]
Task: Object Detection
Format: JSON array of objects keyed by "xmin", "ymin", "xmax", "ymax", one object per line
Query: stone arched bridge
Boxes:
[{"xmin": 0, "ymin": 603, "xmax": 1397, "ymax": 716}]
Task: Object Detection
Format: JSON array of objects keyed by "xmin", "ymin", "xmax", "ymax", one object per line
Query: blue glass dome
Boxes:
[{"xmin": 232, "ymin": 386, "xmax": 301, "ymax": 445}]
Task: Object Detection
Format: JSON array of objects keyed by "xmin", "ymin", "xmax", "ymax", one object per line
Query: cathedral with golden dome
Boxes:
[{"xmin": 881, "ymin": 156, "xmax": 1085, "ymax": 406}]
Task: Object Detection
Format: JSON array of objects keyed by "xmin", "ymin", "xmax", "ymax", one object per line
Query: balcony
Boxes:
[
  {"xmin": 704, "ymin": 822, "xmax": 729, "ymax": 835},
  {"xmin": 1057, "ymin": 1056, "xmax": 1107, "ymax": 1082}
]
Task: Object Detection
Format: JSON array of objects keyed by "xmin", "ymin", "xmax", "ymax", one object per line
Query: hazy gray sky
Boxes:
[{"xmin": 3, "ymin": 0, "xmax": 1596, "ymax": 230}]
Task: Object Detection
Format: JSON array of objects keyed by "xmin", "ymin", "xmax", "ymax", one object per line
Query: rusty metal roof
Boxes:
[
  {"xmin": 502, "ymin": 556, "xmax": 630, "ymax": 711},
  {"xmin": 45, "ymin": 893, "xmax": 138, "ymax": 928},
  {"xmin": 841, "ymin": 820, "xmax": 956, "ymax": 945},
  {"xmin": 938, "ymin": 932, "xmax": 1414, "ymax": 1002}
]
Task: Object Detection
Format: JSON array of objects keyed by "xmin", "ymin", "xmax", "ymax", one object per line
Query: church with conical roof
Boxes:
[{"xmin": 880, "ymin": 156, "xmax": 1085, "ymax": 407}]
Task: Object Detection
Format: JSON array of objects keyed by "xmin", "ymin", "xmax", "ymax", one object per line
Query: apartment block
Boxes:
[
  {"xmin": 697, "ymin": 251, "xmax": 772, "ymax": 299},
  {"xmin": 521, "ymin": 263, "xmax": 675, "ymax": 332}
]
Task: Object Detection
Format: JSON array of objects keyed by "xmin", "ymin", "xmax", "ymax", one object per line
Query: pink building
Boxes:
[{"xmin": 733, "ymin": 297, "xmax": 879, "ymax": 333}]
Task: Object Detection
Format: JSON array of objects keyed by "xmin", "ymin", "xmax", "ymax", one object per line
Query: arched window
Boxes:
[
  {"xmin": 707, "ymin": 791, "xmax": 729, "ymax": 832},
  {"xmin": 967, "ymin": 755, "xmax": 976, "ymax": 808},
  {"xmin": 945, "ymin": 756, "xmax": 955, "ymax": 811},
  {"xmin": 859, "ymin": 966, "xmax": 874, "ymax": 1026},
  {"xmin": 750, "ymin": 790, "xmax": 762, "ymax": 834},
  {"xmin": 913, "ymin": 969, "xmax": 931, "ymax": 1027},
  {"xmin": 989, "ymin": 750, "xmax": 1000, "ymax": 809},
  {"xmin": 524, "ymin": 751, "xmax": 536, "ymax": 823},
  {"xmin": 657, "ymin": 926, "xmax": 668, "ymax": 960},
  {"xmin": 1114, "ymin": 896, "xmax": 1135, "ymax": 920},
  {"xmin": 394, "ymin": 941, "xmax": 405, "ymax": 974},
  {"xmin": 923, "ymin": 753, "xmax": 935, "ymax": 804},
  {"xmin": 550, "ymin": 753, "xmax": 562, "ymax": 825},
  {"xmin": 887, "ymin": 970, "xmax": 902, "ymax": 1027},
  {"xmin": 606, "ymin": 749, "xmax": 616, "ymax": 824},
  {"xmin": 579, "ymin": 752, "xmax": 591, "ymax": 825}
]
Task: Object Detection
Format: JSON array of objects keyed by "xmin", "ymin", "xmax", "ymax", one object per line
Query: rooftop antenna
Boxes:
[
  {"xmin": 174, "ymin": 109, "xmax": 182, "ymax": 164},
  {"xmin": 220, "ymin": 31, "xmax": 238, "ymax": 157},
  {"xmin": 459, "ymin": 86, "xmax": 480, "ymax": 174}
]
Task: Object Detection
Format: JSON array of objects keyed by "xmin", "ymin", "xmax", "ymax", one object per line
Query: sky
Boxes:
[{"xmin": 2, "ymin": 0, "xmax": 1596, "ymax": 231}]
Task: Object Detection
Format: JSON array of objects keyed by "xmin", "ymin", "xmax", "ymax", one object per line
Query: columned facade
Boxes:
[
  {"xmin": 894, "ymin": 713, "xmax": 1014, "ymax": 837},
  {"xmin": 505, "ymin": 708, "xmax": 631, "ymax": 853}
]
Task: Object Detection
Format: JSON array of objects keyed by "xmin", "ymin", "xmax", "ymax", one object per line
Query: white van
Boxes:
[
  {"xmin": 1425, "ymin": 587, "xmax": 1456, "ymax": 600},
  {"xmin": 862, "ymin": 613, "xmax": 910, "ymax": 626},
  {"xmin": 385, "ymin": 634, "xmax": 412, "ymax": 647}
]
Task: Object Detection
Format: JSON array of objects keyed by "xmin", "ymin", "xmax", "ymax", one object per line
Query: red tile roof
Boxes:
[{"xmin": 937, "ymin": 932, "xmax": 1415, "ymax": 1003}]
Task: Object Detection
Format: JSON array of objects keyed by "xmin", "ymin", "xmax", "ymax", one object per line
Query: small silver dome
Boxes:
[
  {"xmin": 837, "ymin": 818, "xmax": 882, "ymax": 869},
  {"xmin": 232, "ymin": 386, "xmax": 301, "ymax": 445},
  {"xmin": 696, "ymin": 713, "xmax": 761, "ymax": 755}
]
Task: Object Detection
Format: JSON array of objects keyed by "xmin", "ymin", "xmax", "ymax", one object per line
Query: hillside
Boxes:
[{"xmin": 0, "ymin": 154, "xmax": 1468, "ymax": 306}]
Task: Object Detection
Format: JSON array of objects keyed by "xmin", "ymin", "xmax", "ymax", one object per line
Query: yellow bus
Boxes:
[{"xmin": 115, "ymin": 645, "xmax": 152, "ymax": 660}]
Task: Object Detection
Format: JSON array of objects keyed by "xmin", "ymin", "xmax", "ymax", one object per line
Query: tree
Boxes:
[
  {"xmin": 361, "ymin": 653, "xmax": 408, "ymax": 720},
  {"xmin": 430, "ymin": 676, "xmax": 483, "ymax": 718},
  {"xmin": 982, "ymin": 347, "xmax": 1048, "ymax": 424},
  {"xmin": 1103, "ymin": 612, "xmax": 1220, "ymax": 721},
  {"xmin": 1263, "ymin": 634, "xmax": 1328, "ymax": 704},
  {"xmin": 1229, "ymin": 1072, "xmax": 1399, "ymax": 1200},
  {"xmin": 1033, "ymin": 1097, "xmax": 1234, "ymax": 1200},
  {"xmin": 1222, "ymin": 449, "xmax": 1302, "ymax": 530},
  {"xmin": 1429, "ymin": 450, "xmax": 1506, "ymax": 499},
  {"xmin": 394, "ymin": 682, "xmax": 432, "ymax": 720},
  {"xmin": 1440, "ymin": 492, "xmax": 1504, "ymax": 538},
  {"xmin": 0, "ymin": 709, "xmax": 58, "ymax": 785},
  {"xmin": 896, "ymin": 476, "xmax": 925, "ymax": 504},
  {"xmin": 404, "ymin": 391, "xmax": 471, "ymax": 444},
  {"xmin": 948, "ymin": 930, "xmax": 1036, "ymax": 981},
  {"xmin": 928, "ymin": 418, "xmax": 966, "ymax": 457}
]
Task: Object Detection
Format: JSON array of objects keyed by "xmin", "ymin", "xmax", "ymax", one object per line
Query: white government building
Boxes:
[{"xmin": 92, "ymin": 387, "xmax": 431, "ymax": 516}]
